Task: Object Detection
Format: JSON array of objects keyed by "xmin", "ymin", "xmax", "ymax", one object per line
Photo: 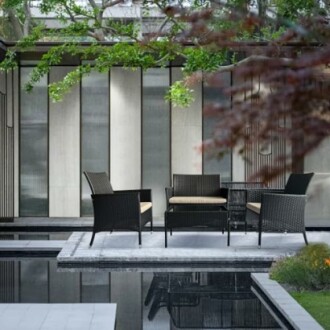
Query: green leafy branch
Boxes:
[
  {"xmin": 49, "ymin": 64, "xmax": 92, "ymax": 102},
  {"xmin": 0, "ymin": 24, "xmax": 46, "ymax": 71},
  {"xmin": 23, "ymin": 43, "xmax": 80, "ymax": 93},
  {"xmin": 183, "ymin": 47, "xmax": 228, "ymax": 74},
  {"xmin": 165, "ymin": 80, "xmax": 195, "ymax": 108}
]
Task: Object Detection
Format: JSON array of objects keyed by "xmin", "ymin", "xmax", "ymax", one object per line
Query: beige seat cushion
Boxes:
[
  {"xmin": 140, "ymin": 202, "xmax": 152, "ymax": 213},
  {"xmin": 246, "ymin": 202, "xmax": 261, "ymax": 214},
  {"xmin": 169, "ymin": 196, "xmax": 227, "ymax": 205}
]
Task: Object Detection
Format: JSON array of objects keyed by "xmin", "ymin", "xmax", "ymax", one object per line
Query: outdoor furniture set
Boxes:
[{"xmin": 84, "ymin": 171, "xmax": 314, "ymax": 248}]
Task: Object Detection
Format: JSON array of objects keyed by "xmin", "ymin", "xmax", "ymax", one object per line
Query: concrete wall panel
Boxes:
[
  {"xmin": 171, "ymin": 67, "xmax": 202, "ymax": 175},
  {"xmin": 110, "ymin": 67, "xmax": 141, "ymax": 189},
  {"xmin": 49, "ymin": 67, "xmax": 80, "ymax": 217}
]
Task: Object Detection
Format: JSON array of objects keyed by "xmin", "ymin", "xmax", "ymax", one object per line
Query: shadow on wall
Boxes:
[{"xmin": 305, "ymin": 173, "xmax": 330, "ymax": 228}]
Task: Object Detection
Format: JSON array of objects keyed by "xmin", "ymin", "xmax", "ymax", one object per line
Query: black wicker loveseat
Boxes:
[
  {"xmin": 164, "ymin": 174, "xmax": 229, "ymax": 247},
  {"xmin": 84, "ymin": 171, "xmax": 153, "ymax": 246},
  {"xmin": 241, "ymin": 172, "xmax": 314, "ymax": 246}
]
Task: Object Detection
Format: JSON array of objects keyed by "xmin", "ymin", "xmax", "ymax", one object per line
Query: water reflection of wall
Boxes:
[
  {"xmin": 0, "ymin": 77, "xmax": 14, "ymax": 222},
  {"xmin": 0, "ymin": 255, "xmax": 142, "ymax": 330}
]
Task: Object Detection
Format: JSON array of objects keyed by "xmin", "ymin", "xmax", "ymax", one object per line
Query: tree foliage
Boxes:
[{"xmin": 1, "ymin": 0, "xmax": 330, "ymax": 180}]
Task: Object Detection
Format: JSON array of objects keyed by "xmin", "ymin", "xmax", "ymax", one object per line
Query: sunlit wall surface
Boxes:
[
  {"xmin": 20, "ymin": 67, "xmax": 48, "ymax": 216},
  {"xmin": 49, "ymin": 67, "xmax": 80, "ymax": 217},
  {"xmin": 171, "ymin": 67, "xmax": 202, "ymax": 175},
  {"xmin": 81, "ymin": 71, "xmax": 110, "ymax": 216},
  {"xmin": 110, "ymin": 67, "xmax": 142, "ymax": 190},
  {"xmin": 142, "ymin": 68, "xmax": 171, "ymax": 217}
]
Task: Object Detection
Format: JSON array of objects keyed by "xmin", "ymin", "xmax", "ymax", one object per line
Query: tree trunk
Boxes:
[{"xmin": 6, "ymin": 9, "xmax": 24, "ymax": 40}]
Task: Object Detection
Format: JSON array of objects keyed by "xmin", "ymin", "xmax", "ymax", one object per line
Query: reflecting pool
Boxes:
[{"xmin": 0, "ymin": 258, "xmax": 283, "ymax": 329}]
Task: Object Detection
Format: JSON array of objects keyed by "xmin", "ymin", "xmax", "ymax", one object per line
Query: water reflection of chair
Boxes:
[
  {"xmin": 145, "ymin": 272, "xmax": 280, "ymax": 329},
  {"xmin": 169, "ymin": 293, "xmax": 279, "ymax": 329},
  {"xmin": 144, "ymin": 273, "xmax": 200, "ymax": 320}
]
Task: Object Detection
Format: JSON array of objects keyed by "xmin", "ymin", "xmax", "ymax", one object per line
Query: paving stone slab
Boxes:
[
  {"xmin": 0, "ymin": 303, "xmax": 116, "ymax": 330},
  {"xmin": 0, "ymin": 240, "xmax": 65, "ymax": 251}
]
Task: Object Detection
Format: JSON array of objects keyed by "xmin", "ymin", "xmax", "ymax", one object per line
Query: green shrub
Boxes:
[{"xmin": 270, "ymin": 243, "xmax": 330, "ymax": 291}]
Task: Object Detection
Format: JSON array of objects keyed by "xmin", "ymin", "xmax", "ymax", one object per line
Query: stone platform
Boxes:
[{"xmin": 57, "ymin": 231, "xmax": 330, "ymax": 271}]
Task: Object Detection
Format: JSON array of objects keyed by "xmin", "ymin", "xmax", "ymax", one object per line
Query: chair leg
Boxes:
[
  {"xmin": 89, "ymin": 232, "xmax": 95, "ymax": 247},
  {"xmin": 144, "ymin": 277, "xmax": 157, "ymax": 306},
  {"xmin": 227, "ymin": 222, "xmax": 231, "ymax": 246},
  {"xmin": 138, "ymin": 231, "xmax": 142, "ymax": 246},
  {"xmin": 258, "ymin": 218, "xmax": 262, "ymax": 247},
  {"xmin": 303, "ymin": 232, "xmax": 308, "ymax": 245},
  {"xmin": 148, "ymin": 291, "xmax": 167, "ymax": 321},
  {"xmin": 165, "ymin": 228, "xmax": 168, "ymax": 248},
  {"xmin": 164, "ymin": 212, "xmax": 168, "ymax": 248}
]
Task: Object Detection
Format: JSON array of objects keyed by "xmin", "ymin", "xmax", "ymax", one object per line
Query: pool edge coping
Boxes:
[{"xmin": 251, "ymin": 273, "xmax": 324, "ymax": 330}]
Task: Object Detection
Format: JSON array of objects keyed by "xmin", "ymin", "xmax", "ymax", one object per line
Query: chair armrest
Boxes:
[
  {"xmin": 114, "ymin": 189, "xmax": 152, "ymax": 202},
  {"xmin": 91, "ymin": 192, "xmax": 141, "ymax": 220},
  {"xmin": 247, "ymin": 188, "xmax": 284, "ymax": 203},
  {"xmin": 165, "ymin": 187, "xmax": 174, "ymax": 210},
  {"xmin": 260, "ymin": 193, "xmax": 307, "ymax": 231}
]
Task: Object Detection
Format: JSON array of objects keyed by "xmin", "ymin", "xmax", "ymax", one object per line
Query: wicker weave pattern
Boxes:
[
  {"xmin": 84, "ymin": 172, "xmax": 113, "ymax": 194},
  {"xmin": 246, "ymin": 188, "xmax": 284, "ymax": 203},
  {"xmin": 173, "ymin": 174, "xmax": 221, "ymax": 197},
  {"xmin": 84, "ymin": 171, "xmax": 152, "ymax": 246},
  {"xmin": 260, "ymin": 193, "xmax": 306, "ymax": 233}
]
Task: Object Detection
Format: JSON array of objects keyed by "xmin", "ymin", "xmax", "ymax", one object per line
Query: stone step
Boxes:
[{"xmin": 0, "ymin": 303, "xmax": 116, "ymax": 330}]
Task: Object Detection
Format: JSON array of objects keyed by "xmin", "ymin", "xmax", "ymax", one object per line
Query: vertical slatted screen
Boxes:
[
  {"xmin": 242, "ymin": 76, "xmax": 287, "ymax": 188},
  {"xmin": 0, "ymin": 92, "xmax": 14, "ymax": 222}
]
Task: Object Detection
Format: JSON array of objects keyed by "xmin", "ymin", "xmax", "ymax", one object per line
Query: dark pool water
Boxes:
[{"xmin": 0, "ymin": 258, "xmax": 284, "ymax": 329}]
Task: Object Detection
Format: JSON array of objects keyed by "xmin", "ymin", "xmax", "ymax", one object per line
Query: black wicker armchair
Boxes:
[
  {"xmin": 245, "ymin": 172, "xmax": 314, "ymax": 246},
  {"xmin": 84, "ymin": 171, "xmax": 153, "ymax": 246}
]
